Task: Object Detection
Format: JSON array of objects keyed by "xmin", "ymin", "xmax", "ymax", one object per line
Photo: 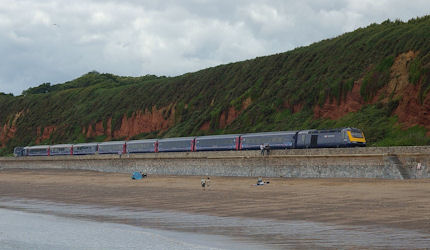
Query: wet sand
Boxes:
[{"xmin": 1, "ymin": 168, "xmax": 430, "ymax": 234}]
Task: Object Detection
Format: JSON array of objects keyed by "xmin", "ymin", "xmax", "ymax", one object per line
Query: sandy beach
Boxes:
[{"xmin": 1, "ymin": 168, "xmax": 430, "ymax": 235}]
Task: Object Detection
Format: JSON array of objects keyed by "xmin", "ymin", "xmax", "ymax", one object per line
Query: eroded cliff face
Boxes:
[
  {"xmin": 113, "ymin": 105, "xmax": 175, "ymax": 139},
  {"xmin": 313, "ymin": 51, "xmax": 430, "ymax": 131},
  {"xmin": 199, "ymin": 97, "xmax": 252, "ymax": 131},
  {"xmin": 395, "ymin": 83, "xmax": 430, "ymax": 131},
  {"xmin": 82, "ymin": 105, "xmax": 176, "ymax": 140},
  {"xmin": 375, "ymin": 51, "xmax": 417, "ymax": 103},
  {"xmin": 376, "ymin": 51, "xmax": 430, "ymax": 131},
  {"xmin": 0, "ymin": 111, "xmax": 24, "ymax": 147},
  {"xmin": 313, "ymin": 81, "xmax": 364, "ymax": 120},
  {"xmin": 1, "ymin": 111, "xmax": 58, "ymax": 146},
  {"xmin": 1, "ymin": 124, "xmax": 16, "ymax": 148},
  {"xmin": 85, "ymin": 118, "xmax": 112, "ymax": 139},
  {"xmin": 35, "ymin": 126, "xmax": 57, "ymax": 144},
  {"xmin": 219, "ymin": 97, "xmax": 252, "ymax": 129}
]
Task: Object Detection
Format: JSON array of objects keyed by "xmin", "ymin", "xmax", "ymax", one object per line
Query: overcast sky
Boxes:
[{"xmin": 0, "ymin": 0, "xmax": 429, "ymax": 95}]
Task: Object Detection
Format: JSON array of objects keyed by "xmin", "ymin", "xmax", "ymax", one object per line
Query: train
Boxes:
[{"xmin": 13, "ymin": 127, "xmax": 366, "ymax": 157}]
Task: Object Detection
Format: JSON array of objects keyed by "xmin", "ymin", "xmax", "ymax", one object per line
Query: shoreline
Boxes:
[{"xmin": 1, "ymin": 168, "xmax": 430, "ymax": 235}]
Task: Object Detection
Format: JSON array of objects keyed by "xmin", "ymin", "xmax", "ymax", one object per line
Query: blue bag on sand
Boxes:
[{"xmin": 131, "ymin": 172, "xmax": 143, "ymax": 180}]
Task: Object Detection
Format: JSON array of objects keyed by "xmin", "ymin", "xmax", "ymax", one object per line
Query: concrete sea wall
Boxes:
[{"xmin": 0, "ymin": 146, "xmax": 429, "ymax": 179}]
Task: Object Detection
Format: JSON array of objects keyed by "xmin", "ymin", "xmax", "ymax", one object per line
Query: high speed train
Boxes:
[{"xmin": 13, "ymin": 127, "xmax": 366, "ymax": 157}]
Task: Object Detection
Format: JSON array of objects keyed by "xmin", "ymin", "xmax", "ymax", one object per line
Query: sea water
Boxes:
[
  {"xmin": 0, "ymin": 208, "xmax": 261, "ymax": 250},
  {"xmin": 1, "ymin": 198, "xmax": 430, "ymax": 249}
]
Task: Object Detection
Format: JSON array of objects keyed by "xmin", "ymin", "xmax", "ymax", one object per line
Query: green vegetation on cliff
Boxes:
[{"xmin": 1, "ymin": 16, "xmax": 430, "ymax": 155}]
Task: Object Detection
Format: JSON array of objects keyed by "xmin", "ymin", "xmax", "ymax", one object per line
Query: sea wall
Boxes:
[{"xmin": 0, "ymin": 146, "xmax": 429, "ymax": 179}]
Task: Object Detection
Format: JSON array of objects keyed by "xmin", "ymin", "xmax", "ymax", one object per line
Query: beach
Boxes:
[{"xmin": 1, "ymin": 168, "xmax": 430, "ymax": 248}]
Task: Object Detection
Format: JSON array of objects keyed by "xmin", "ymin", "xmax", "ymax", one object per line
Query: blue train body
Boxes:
[{"xmin": 14, "ymin": 127, "xmax": 365, "ymax": 156}]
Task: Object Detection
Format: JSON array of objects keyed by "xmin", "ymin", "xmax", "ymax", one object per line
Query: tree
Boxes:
[{"xmin": 22, "ymin": 82, "xmax": 52, "ymax": 95}]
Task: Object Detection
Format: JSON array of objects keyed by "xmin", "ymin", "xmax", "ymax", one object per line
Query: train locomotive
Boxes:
[{"xmin": 14, "ymin": 127, "xmax": 366, "ymax": 157}]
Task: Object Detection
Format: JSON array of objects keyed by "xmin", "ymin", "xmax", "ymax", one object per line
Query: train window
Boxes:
[
  {"xmin": 100, "ymin": 144, "xmax": 123, "ymax": 152},
  {"xmin": 159, "ymin": 140, "xmax": 191, "ymax": 150},
  {"xmin": 197, "ymin": 138, "xmax": 235, "ymax": 147},
  {"xmin": 51, "ymin": 147, "xmax": 69, "ymax": 154},
  {"xmin": 351, "ymin": 131, "xmax": 363, "ymax": 138},
  {"xmin": 301, "ymin": 134, "xmax": 306, "ymax": 143}
]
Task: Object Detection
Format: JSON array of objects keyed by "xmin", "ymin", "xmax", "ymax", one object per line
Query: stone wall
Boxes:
[{"xmin": 0, "ymin": 146, "xmax": 429, "ymax": 179}]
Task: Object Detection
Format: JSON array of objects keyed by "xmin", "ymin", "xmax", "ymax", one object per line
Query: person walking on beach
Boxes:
[
  {"xmin": 260, "ymin": 144, "xmax": 265, "ymax": 156},
  {"xmin": 205, "ymin": 177, "xmax": 211, "ymax": 189}
]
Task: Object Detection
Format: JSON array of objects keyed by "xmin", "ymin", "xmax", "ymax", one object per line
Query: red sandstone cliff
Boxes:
[
  {"xmin": 313, "ymin": 51, "xmax": 430, "ymax": 131},
  {"xmin": 0, "ymin": 111, "xmax": 24, "ymax": 147}
]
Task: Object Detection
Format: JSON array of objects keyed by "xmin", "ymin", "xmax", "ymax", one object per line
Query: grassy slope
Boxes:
[{"xmin": 1, "ymin": 16, "xmax": 430, "ymax": 155}]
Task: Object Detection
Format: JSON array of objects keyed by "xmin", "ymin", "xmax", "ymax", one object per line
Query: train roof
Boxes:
[
  {"xmin": 25, "ymin": 145, "xmax": 50, "ymax": 149},
  {"xmin": 196, "ymin": 134, "xmax": 241, "ymax": 140},
  {"xmin": 50, "ymin": 144, "xmax": 73, "ymax": 148},
  {"xmin": 297, "ymin": 129, "xmax": 317, "ymax": 133},
  {"xmin": 158, "ymin": 136, "xmax": 195, "ymax": 142},
  {"xmin": 126, "ymin": 139, "xmax": 157, "ymax": 144},
  {"xmin": 241, "ymin": 131, "xmax": 297, "ymax": 137},
  {"xmin": 98, "ymin": 140, "xmax": 125, "ymax": 145},
  {"xmin": 347, "ymin": 127, "xmax": 363, "ymax": 132},
  {"xmin": 297, "ymin": 127, "xmax": 363, "ymax": 134},
  {"xmin": 73, "ymin": 142, "xmax": 98, "ymax": 147}
]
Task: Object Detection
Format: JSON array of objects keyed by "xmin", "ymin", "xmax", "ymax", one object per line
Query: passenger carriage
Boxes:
[
  {"xmin": 98, "ymin": 141, "xmax": 126, "ymax": 154},
  {"xmin": 126, "ymin": 139, "xmax": 158, "ymax": 153},
  {"xmin": 157, "ymin": 137, "xmax": 195, "ymax": 152},
  {"xmin": 240, "ymin": 131, "xmax": 297, "ymax": 150},
  {"xmin": 49, "ymin": 144, "xmax": 73, "ymax": 156},
  {"xmin": 72, "ymin": 142, "xmax": 98, "ymax": 155},
  {"xmin": 195, "ymin": 134, "xmax": 240, "ymax": 151}
]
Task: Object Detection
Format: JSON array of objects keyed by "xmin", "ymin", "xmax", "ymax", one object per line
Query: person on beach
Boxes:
[
  {"xmin": 260, "ymin": 144, "xmax": 265, "ymax": 156},
  {"xmin": 205, "ymin": 177, "xmax": 211, "ymax": 189},
  {"xmin": 264, "ymin": 143, "xmax": 270, "ymax": 156},
  {"xmin": 201, "ymin": 178, "xmax": 206, "ymax": 190},
  {"xmin": 257, "ymin": 176, "xmax": 264, "ymax": 185}
]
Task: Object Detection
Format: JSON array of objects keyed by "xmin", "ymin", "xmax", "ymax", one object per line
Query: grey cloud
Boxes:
[{"xmin": 0, "ymin": 0, "xmax": 430, "ymax": 95}]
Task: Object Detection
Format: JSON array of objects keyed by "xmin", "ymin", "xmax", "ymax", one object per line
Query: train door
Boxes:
[
  {"xmin": 297, "ymin": 133, "xmax": 307, "ymax": 148},
  {"xmin": 342, "ymin": 130, "xmax": 348, "ymax": 146},
  {"xmin": 310, "ymin": 134, "xmax": 318, "ymax": 147}
]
